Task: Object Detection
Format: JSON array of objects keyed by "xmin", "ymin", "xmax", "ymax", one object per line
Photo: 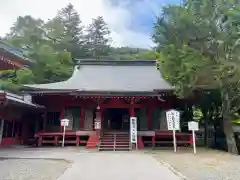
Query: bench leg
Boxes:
[
  {"xmin": 152, "ymin": 136, "xmax": 155, "ymax": 148},
  {"xmin": 54, "ymin": 136, "xmax": 58, "ymax": 146},
  {"xmin": 76, "ymin": 136, "xmax": 80, "ymax": 146},
  {"xmin": 38, "ymin": 136, "xmax": 42, "ymax": 147}
]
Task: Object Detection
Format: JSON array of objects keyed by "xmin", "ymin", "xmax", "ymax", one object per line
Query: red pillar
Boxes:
[
  {"xmin": 80, "ymin": 107, "xmax": 85, "ymax": 130},
  {"xmin": 129, "ymin": 107, "xmax": 135, "ymax": 117},
  {"xmin": 43, "ymin": 111, "xmax": 47, "ymax": 132},
  {"xmin": 100, "ymin": 107, "xmax": 104, "ymax": 127},
  {"xmin": 148, "ymin": 107, "xmax": 152, "ymax": 130},
  {"xmin": 100, "ymin": 108, "xmax": 104, "ymax": 120}
]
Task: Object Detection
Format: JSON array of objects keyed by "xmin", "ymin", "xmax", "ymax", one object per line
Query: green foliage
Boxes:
[
  {"xmin": 84, "ymin": 16, "xmax": 111, "ymax": 59},
  {"xmin": 153, "ymin": 0, "xmax": 240, "ymax": 104},
  {"xmin": 1, "ymin": 3, "xmax": 157, "ymax": 93},
  {"xmin": 30, "ymin": 45, "xmax": 73, "ymax": 83},
  {"xmin": 158, "ymin": 45, "xmax": 211, "ymax": 97},
  {"xmin": 153, "ymin": 0, "xmax": 240, "ymax": 153},
  {"xmin": 0, "ymin": 68, "xmax": 34, "ymax": 92},
  {"xmin": 52, "ymin": 3, "xmax": 84, "ymax": 60}
]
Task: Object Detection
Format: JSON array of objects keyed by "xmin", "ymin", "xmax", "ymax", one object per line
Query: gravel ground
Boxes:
[
  {"xmin": 0, "ymin": 158, "xmax": 70, "ymax": 180},
  {"xmin": 148, "ymin": 147, "xmax": 240, "ymax": 180}
]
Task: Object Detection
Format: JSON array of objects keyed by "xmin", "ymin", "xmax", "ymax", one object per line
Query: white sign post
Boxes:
[
  {"xmin": 188, "ymin": 121, "xmax": 199, "ymax": 154},
  {"xmin": 61, "ymin": 119, "xmax": 69, "ymax": 148},
  {"xmin": 166, "ymin": 109, "xmax": 180, "ymax": 153},
  {"xmin": 130, "ymin": 117, "xmax": 137, "ymax": 150}
]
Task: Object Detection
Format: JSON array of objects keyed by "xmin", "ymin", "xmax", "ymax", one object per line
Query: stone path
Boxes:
[
  {"xmin": 58, "ymin": 152, "xmax": 181, "ymax": 180},
  {"xmin": 0, "ymin": 158, "xmax": 69, "ymax": 180},
  {"xmin": 0, "ymin": 148, "xmax": 182, "ymax": 180}
]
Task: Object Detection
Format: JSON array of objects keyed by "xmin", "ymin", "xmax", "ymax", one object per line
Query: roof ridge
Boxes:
[{"xmin": 75, "ymin": 59, "xmax": 156, "ymax": 66}]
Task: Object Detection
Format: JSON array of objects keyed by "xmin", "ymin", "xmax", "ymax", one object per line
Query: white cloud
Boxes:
[{"xmin": 0, "ymin": 0, "xmax": 154, "ymax": 48}]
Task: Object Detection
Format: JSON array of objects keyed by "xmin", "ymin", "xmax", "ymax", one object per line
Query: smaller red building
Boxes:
[
  {"xmin": 24, "ymin": 60, "xmax": 193, "ymax": 150},
  {"xmin": 0, "ymin": 40, "xmax": 44, "ymax": 146},
  {"xmin": 0, "ymin": 40, "xmax": 32, "ymax": 70}
]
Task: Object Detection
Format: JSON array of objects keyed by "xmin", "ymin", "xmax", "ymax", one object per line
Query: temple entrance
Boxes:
[{"xmin": 103, "ymin": 108, "xmax": 129, "ymax": 131}]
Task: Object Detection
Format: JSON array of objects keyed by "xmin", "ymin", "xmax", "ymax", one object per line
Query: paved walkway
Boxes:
[{"xmin": 0, "ymin": 148, "xmax": 182, "ymax": 180}]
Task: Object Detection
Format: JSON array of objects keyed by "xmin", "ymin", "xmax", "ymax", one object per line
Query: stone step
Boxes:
[
  {"xmin": 115, "ymin": 144, "xmax": 130, "ymax": 147},
  {"xmin": 100, "ymin": 139, "xmax": 130, "ymax": 143},
  {"xmin": 101, "ymin": 139, "xmax": 129, "ymax": 141},
  {"xmin": 100, "ymin": 143, "xmax": 129, "ymax": 146},
  {"xmin": 99, "ymin": 148, "xmax": 115, "ymax": 151},
  {"xmin": 115, "ymin": 147, "xmax": 131, "ymax": 151},
  {"xmin": 98, "ymin": 147, "xmax": 131, "ymax": 151},
  {"xmin": 100, "ymin": 141, "xmax": 115, "ymax": 144},
  {"xmin": 99, "ymin": 144, "xmax": 114, "ymax": 147},
  {"xmin": 115, "ymin": 143, "xmax": 130, "ymax": 145}
]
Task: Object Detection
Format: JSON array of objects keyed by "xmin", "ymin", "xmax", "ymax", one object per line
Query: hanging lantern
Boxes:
[{"xmin": 96, "ymin": 105, "xmax": 100, "ymax": 110}]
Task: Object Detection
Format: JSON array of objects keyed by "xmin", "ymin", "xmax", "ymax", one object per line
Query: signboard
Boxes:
[
  {"xmin": 60, "ymin": 119, "xmax": 69, "ymax": 147},
  {"xmin": 188, "ymin": 121, "xmax": 199, "ymax": 154},
  {"xmin": 61, "ymin": 119, "xmax": 69, "ymax": 127},
  {"xmin": 166, "ymin": 109, "xmax": 180, "ymax": 130},
  {"xmin": 188, "ymin": 121, "xmax": 199, "ymax": 131},
  {"xmin": 130, "ymin": 117, "xmax": 137, "ymax": 144},
  {"xmin": 166, "ymin": 109, "xmax": 180, "ymax": 152},
  {"xmin": 94, "ymin": 121, "xmax": 101, "ymax": 130}
]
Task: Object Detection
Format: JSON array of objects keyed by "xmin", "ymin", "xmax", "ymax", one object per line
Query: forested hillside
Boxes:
[{"xmin": 0, "ymin": 3, "xmax": 158, "ymax": 92}]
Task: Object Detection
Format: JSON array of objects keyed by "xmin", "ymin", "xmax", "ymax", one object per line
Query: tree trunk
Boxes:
[{"xmin": 222, "ymin": 91, "xmax": 238, "ymax": 154}]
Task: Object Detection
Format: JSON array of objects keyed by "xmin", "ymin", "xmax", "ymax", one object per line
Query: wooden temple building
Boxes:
[
  {"xmin": 0, "ymin": 40, "xmax": 44, "ymax": 146},
  {"xmin": 23, "ymin": 60, "xmax": 193, "ymax": 150},
  {"xmin": 0, "ymin": 40, "xmax": 32, "ymax": 70}
]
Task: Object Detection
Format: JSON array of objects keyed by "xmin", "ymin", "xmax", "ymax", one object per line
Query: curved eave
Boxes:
[
  {"xmin": 0, "ymin": 40, "xmax": 33, "ymax": 63},
  {"xmin": 0, "ymin": 91, "xmax": 45, "ymax": 109}
]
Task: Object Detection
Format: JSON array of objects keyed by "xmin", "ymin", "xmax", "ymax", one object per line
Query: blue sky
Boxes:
[
  {"xmin": 0, "ymin": 0, "xmax": 181, "ymax": 48},
  {"xmin": 109, "ymin": 0, "xmax": 181, "ymax": 33}
]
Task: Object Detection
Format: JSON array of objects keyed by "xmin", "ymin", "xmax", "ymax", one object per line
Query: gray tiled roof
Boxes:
[
  {"xmin": 0, "ymin": 40, "xmax": 32, "ymax": 63},
  {"xmin": 23, "ymin": 60, "xmax": 172, "ymax": 93},
  {"xmin": 0, "ymin": 91, "xmax": 44, "ymax": 108}
]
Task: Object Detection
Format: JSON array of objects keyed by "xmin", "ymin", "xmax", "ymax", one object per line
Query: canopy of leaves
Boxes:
[
  {"xmin": 153, "ymin": 0, "xmax": 240, "ymax": 104},
  {"xmin": 1, "ymin": 3, "xmax": 157, "ymax": 93},
  {"xmin": 153, "ymin": 0, "xmax": 240, "ymax": 153}
]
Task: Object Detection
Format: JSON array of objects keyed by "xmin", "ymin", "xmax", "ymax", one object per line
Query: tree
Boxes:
[
  {"xmin": 30, "ymin": 45, "xmax": 73, "ymax": 83},
  {"xmin": 52, "ymin": 3, "xmax": 85, "ymax": 60},
  {"xmin": 0, "ymin": 67, "xmax": 35, "ymax": 93},
  {"xmin": 6, "ymin": 15, "xmax": 46, "ymax": 51},
  {"xmin": 85, "ymin": 16, "xmax": 111, "ymax": 59},
  {"xmin": 153, "ymin": 0, "xmax": 240, "ymax": 153},
  {"xmin": 3, "ymin": 14, "xmax": 74, "ymax": 87}
]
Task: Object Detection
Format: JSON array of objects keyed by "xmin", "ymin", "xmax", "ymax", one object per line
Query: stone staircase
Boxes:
[{"xmin": 98, "ymin": 132, "xmax": 131, "ymax": 151}]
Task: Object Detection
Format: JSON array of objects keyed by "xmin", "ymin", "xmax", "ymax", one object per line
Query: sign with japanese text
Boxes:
[
  {"xmin": 130, "ymin": 117, "xmax": 137, "ymax": 143},
  {"xmin": 94, "ymin": 121, "xmax": 101, "ymax": 130},
  {"xmin": 166, "ymin": 109, "xmax": 180, "ymax": 131},
  {"xmin": 166, "ymin": 109, "xmax": 180, "ymax": 153},
  {"xmin": 61, "ymin": 119, "xmax": 69, "ymax": 127}
]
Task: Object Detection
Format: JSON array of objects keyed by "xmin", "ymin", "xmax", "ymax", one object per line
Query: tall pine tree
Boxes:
[
  {"xmin": 50, "ymin": 3, "xmax": 85, "ymax": 60},
  {"xmin": 85, "ymin": 16, "xmax": 111, "ymax": 59}
]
